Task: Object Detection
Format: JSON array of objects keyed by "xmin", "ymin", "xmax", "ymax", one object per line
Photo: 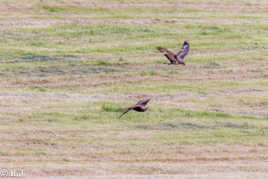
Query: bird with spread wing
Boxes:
[
  {"xmin": 119, "ymin": 98, "xmax": 151, "ymax": 118},
  {"xmin": 157, "ymin": 41, "xmax": 190, "ymax": 65}
]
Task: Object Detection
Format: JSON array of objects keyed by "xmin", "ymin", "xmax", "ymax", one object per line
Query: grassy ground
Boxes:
[{"xmin": 0, "ymin": 0, "xmax": 268, "ymax": 178}]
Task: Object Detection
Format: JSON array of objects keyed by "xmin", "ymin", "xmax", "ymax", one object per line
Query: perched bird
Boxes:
[
  {"xmin": 157, "ymin": 41, "xmax": 190, "ymax": 65},
  {"xmin": 119, "ymin": 98, "xmax": 151, "ymax": 118}
]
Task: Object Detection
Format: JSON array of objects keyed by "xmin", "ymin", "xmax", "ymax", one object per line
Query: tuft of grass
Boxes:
[
  {"xmin": 62, "ymin": 158, "xmax": 71, "ymax": 162},
  {"xmin": 95, "ymin": 60, "xmax": 110, "ymax": 66},
  {"xmin": 28, "ymin": 86, "xmax": 48, "ymax": 92},
  {"xmin": 41, "ymin": 5, "xmax": 67, "ymax": 13},
  {"xmin": 101, "ymin": 103, "xmax": 124, "ymax": 113}
]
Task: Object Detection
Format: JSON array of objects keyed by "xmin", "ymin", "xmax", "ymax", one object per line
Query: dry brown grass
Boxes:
[{"xmin": 0, "ymin": 0, "xmax": 268, "ymax": 178}]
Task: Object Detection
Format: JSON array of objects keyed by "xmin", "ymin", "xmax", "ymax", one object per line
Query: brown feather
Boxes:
[{"xmin": 157, "ymin": 47, "xmax": 177, "ymax": 64}]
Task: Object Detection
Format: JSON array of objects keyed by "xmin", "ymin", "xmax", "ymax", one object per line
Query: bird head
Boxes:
[{"xmin": 183, "ymin": 41, "xmax": 189, "ymax": 46}]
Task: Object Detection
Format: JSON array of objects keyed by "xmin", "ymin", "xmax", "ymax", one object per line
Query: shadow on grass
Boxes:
[
  {"xmin": 101, "ymin": 103, "xmax": 124, "ymax": 113},
  {"xmin": 0, "ymin": 64, "xmax": 130, "ymax": 77},
  {"xmin": 20, "ymin": 53, "xmax": 77, "ymax": 62},
  {"xmin": 0, "ymin": 53, "xmax": 77, "ymax": 64}
]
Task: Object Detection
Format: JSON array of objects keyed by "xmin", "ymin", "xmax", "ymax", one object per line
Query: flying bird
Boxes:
[
  {"xmin": 119, "ymin": 98, "xmax": 151, "ymax": 118},
  {"xmin": 157, "ymin": 41, "xmax": 190, "ymax": 65}
]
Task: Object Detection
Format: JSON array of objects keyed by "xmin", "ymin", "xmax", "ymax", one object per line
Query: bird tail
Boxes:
[
  {"xmin": 119, "ymin": 107, "xmax": 132, "ymax": 119},
  {"xmin": 157, "ymin": 47, "xmax": 168, "ymax": 53}
]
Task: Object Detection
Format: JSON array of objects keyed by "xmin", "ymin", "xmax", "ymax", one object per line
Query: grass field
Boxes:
[{"xmin": 0, "ymin": 0, "xmax": 268, "ymax": 178}]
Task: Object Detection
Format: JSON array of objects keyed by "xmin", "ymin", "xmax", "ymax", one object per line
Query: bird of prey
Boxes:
[
  {"xmin": 119, "ymin": 98, "xmax": 151, "ymax": 118},
  {"xmin": 157, "ymin": 41, "xmax": 190, "ymax": 65}
]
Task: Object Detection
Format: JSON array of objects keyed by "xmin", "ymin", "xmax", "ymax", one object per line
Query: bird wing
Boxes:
[
  {"xmin": 157, "ymin": 47, "xmax": 177, "ymax": 64},
  {"xmin": 176, "ymin": 43, "xmax": 189, "ymax": 62},
  {"xmin": 136, "ymin": 98, "xmax": 150, "ymax": 106},
  {"xmin": 119, "ymin": 107, "xmax": 132, "ymax": 118}
]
